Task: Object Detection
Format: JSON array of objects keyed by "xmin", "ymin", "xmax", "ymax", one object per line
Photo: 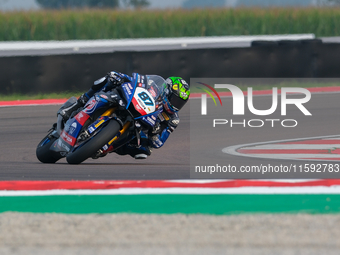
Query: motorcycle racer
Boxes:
[{"xmin": 59, "ymin": 71, "xmax": 190, "ymax": 159}]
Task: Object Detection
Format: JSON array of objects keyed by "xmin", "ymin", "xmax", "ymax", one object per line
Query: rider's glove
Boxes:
[
  {"xmin": 151, "ymin": 122, "xmax": 161, "ymax": 135},
  {"xmin": 150, "ymin": 134, "xmax": 164, "ymax": 148},
  {"xmin": 107, "ymin": 71, "xmax": 125, "ymax": 86}
]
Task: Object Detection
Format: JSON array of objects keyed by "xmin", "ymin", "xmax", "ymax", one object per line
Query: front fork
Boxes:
[{"xmin": 94, "ymin": 108, "xmax": 135, "ymax": 156}]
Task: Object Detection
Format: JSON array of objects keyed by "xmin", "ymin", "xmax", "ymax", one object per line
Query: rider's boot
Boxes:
[
  {"xmin": 133, "ymin": 133, "xmax": 152, "ymax": 159},
  {"xmin": 133, "ymin": 142, "xmax": 152, "ymax": 159},
  {"xmin": 115, "ymin": 143, "xmax": 151, "ymax": 160},
  {"xmin": 58, "ymin": 94, "xmax": 89, "ymax": 121}
]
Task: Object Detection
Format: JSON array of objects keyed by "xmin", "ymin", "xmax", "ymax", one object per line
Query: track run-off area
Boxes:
[{"xmin": 0, "ymin": 179, "xmax": 339, "ymax": 214}]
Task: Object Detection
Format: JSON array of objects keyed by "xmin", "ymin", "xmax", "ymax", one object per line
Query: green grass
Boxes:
[{"xmin": 1, "ymin": 8, "xmax": 340, "ymax": 41}]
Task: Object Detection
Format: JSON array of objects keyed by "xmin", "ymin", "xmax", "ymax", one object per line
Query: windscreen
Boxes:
[{"xmin": 145, "ymin": 75, "xmax": 166, "ymax": 103}]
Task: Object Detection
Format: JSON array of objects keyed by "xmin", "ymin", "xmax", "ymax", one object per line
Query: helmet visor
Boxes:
[{"xmin": 168, "ymin": 93, "xmax": 187, "ymax": 111}]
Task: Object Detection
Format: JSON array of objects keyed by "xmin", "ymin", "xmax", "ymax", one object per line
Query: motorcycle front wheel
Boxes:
[
  {"xmin": 66, "ymin": 120, "xmax": 121, "ymax": 164},
  {"xmin": 36, "ymin": 129, "xmax": 64, "ymax": 164}
]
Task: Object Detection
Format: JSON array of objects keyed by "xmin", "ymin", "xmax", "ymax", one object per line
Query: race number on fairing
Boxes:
[{"xmin": 132, "ymin": 87, "xmax": 156, "ymax": 115}]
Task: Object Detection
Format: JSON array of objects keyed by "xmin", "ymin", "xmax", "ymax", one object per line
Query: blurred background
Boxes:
[
  {"xmin": 2, "ymin": 0, "xmax": 340, "ymax": 10},
  {"xmin": 1, "ymin": 0, "xmax": 340, "ymax": 96}
]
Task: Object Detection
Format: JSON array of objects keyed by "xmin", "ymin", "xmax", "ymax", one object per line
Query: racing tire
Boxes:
[
  {"xmin": 36, "ymin": 132, "xmax": 64, "ymax": 163},
  {"xmin": 66, "ymin": 120, "xmax": 121, "ymax": 164}
]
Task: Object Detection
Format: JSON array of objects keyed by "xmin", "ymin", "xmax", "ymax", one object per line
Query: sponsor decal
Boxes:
[
  {"xmin": 57, "ymin": 138, "xmax": 70, "ymax": 152},
  {"xmin": 123, "ymin": 84, "xmax": 132, "ymax": 96},
  {"xmin": 68, "ymin": 122, "xmax": 77, "ymax": 135},
  {"xmin": 173, "ymin": 84, "xmax": 178, "ymax": 90},
  {"xmin": 100, "ymin": 94, "xmax": 108, "ymax": 100},
  {"xmin": 158, "ymin": 112, "xmax": 165, "ymax": 121},
  {"xmin": 95, "ymin": 119, "xmax": 105, "ymax": 128},
  {"xmin": 84, "ymin": 99, "xmax": 98, "ymax": 114},
  {"xmin": 132, "ymin": 97, "xmax": 147, "ymax": 115},
  {"xmin": 137, "ymin": 75, "xmax": 145, "ymax": 85},
  {"xmin": 137, "ymin": 98, "xmax": 146, "ymax": 109},
  {"xmin": 75, "ymin": 111, "xmax": 90, "ymax": 126},
  {"xmin": 127, "ymin": 83, "xmax": 133, "ymax": 90},
  {"xmin": 108, "ymin": 135, "xmax": 119, "ymax": 145},
  {"xmin": 147, "ymin": 116, "xmax": 156, "ymax": 125},
  {"xmin": 134, "ymin": 102, "xmax": 142, "ymax": 111},
  {"xmin": 60, "ymin": 130, "xmax": 76, "ymax": 146},
  {"xmin": 148, "ymin": 86, "xmax": 157, "ymax": 98},
  {"xmin": 162, "ymin": 112, "xmax": 170, "ymax": 121}
]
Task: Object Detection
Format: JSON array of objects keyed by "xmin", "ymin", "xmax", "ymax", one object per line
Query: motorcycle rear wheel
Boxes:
[{"xmin": 66, "ymin": 120, "xmax": 121, "ymax": 164}]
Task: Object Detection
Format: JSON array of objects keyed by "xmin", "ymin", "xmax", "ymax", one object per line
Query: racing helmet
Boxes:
[{"xmin": 163, "ymin": 77, "xmax": 190, "ymax": 114}]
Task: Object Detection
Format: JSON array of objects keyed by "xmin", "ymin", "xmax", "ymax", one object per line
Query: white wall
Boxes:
[
  {"xmin": 146, "ymin": 0, "xmax": 184, "ymax": 8},
  {"xmin": 0, "ymin": 0, "xmax": 320, "ymax": 11},
  {"xmin": 0, "ymin": 0, "xmax": 39, "ymax": 11}
]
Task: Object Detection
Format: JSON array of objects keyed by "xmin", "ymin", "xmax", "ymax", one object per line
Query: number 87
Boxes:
[{"xmin": 138, "ymin": 92, "xmax": 154, "ymax": 106}]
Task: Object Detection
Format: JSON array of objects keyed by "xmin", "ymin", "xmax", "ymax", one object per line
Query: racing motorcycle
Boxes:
[{"xmin": 36, "ymin": 74, "xmax": 165, "ymax": 164}]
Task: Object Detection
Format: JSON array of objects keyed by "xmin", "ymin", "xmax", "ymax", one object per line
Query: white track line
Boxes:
[
  {"xmin": 239, "ymin": 154, "xmax": 340, "ymax": 159},
  {"xmin": 0, "ymin": 186, "xmax": 340, "ymax": 196},
  {"xmin": 241, "ymin": 144, "xmax": 340, "ymax": 149},
  {"xmin": 223, "ymin": 135, "xmax": 340, "ymax": 162}
]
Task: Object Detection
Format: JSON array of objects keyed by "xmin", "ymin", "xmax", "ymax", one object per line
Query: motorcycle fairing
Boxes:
[
  {"xmin": 131, "ymin": 87, "xmax": 156, "ymax": 115},
  {"xmin": 137, "ymin": 111, "xmax": 160, "ymax": 127},
  {"xmin": 54, "ymin": 114, "xmax": 87, "ymax": 152},
  {"xmin": 123, "ymin": 73, "xmax": 164, "ymax": 127},
  {"xmin": 51, "ymin": 94, "xmax": 111, "ymax": 153},
  {"xmin": 122, "ymin": 73, "xmax": 140, "ymax": 108},
  {"xmin": 121, "ymin": 83, "xmax": 134, "ymax": 106}
]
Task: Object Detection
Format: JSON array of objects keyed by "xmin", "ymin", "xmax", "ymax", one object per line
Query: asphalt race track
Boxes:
[
  {"xmin": 0, "ymin": 103, "xmax": 190, "ymax": 180},
  {"xmin": 0, "ymin": 91, "xmax": 339, "ymax": 180}
]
